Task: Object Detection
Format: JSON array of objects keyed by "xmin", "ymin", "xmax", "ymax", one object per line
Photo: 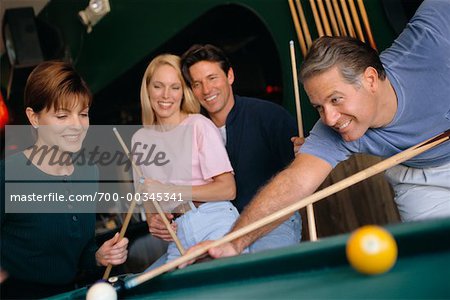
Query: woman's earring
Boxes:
[{"xmin": 33, "ymin": 125, "xmax": 39, "ymax": 129}]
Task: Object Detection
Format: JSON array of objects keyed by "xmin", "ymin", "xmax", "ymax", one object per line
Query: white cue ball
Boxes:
[{"xmin": 86, "ymin": 282, "xmax": 117, "ymax": 300}]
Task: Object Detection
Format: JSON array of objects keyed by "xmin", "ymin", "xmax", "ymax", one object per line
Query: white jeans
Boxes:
[
  {"xmin": 146, "ymin": 201, "xmax": 239, "ymax": 271},
  {"xmin": 145, "ymin": 203, "xmax": 302, "ymax": 272},
  {"xmin": 385, "ymin": 161, "xmax": 450, "ymax": 222},
  {"xmin": 249, "ymin": 211, "xmax": 301, "ymax": 253}
]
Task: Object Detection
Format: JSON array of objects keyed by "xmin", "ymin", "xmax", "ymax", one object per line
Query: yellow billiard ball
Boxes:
[{"xmin": 346, "ymin": 225, "xmax": 398, "ymax": 275}]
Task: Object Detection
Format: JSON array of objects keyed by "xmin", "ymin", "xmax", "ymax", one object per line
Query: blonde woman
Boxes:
[{"xmin": 132, "ymin": 54, "xmax": 239, "ymax": 269}]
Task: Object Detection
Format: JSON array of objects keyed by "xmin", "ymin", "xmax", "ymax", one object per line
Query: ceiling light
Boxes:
[{"xmin": 78, "ymin": 0, "xmax": 110, "ymax": 33}]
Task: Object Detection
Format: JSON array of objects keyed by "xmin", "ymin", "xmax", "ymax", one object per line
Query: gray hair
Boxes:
[{"xmin": 300, "ymin": 36, "xmax": 386, "ymax": 86}]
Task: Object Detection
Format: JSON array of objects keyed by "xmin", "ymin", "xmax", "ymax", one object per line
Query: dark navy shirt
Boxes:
[{"xmin": 224, "ymin": 96, "xmax": 297, "ymax": 212}]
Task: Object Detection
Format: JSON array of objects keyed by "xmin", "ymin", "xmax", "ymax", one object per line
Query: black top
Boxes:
[
  {"xmin": 1, "ymin": 152, "xmax": 99, "ymax": 298},
  {"xmin": 225, "ymin": 96, "xmax": 297, "ymax": 212}
]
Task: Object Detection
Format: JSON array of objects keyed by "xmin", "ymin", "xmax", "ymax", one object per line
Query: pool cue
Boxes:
[
  {"xmin": 309, "ymin": 0, "xmax": 324, "ymax": 37},
  {"xmin": 325, "ymin": 0, "xmax": 340, "ymax": 36},
  {"xmin": 102, "ymin": 195, "xmax": 136, "ymax": 280},
  {"xmin": 103, "ymin": 129, "xmax": 185, "ymax": 280},
  {"xmin": 357, "ymin": 0, "xmax": 376, "ymax": 50},
  {"xmin": 317, "ymin": 0, "xmax": 332, "ymax": 36},
  {"xmin": 125, "ymin": 129, "xmax": 450, "ymax": 289},
  {"xmin": 332, "ymin": 0, "xmax": 347, "ymax": 36},
  {"xmin": 340, "ymin": 0, "xmax": 356, "ymax": 37},
  {"xmin": 289, "ymin": 40, "xmax": 318, "ymax": 241},
  {"xmin": 112, "ymin": 127, "xmax": 185, "ymax": 255},
  {"xmin": 288, "ymin": 0, "xmax": 308, "ymax": 56},
  {"xmin": 348, "ymin": 0, "xmax": 365, "ymax": 42},
  {"xmin": 295, "ymin": 0, "xmax": 312, "ymax": 47}
]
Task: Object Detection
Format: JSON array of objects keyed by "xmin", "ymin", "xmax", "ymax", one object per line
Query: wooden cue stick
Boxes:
[
  {"xmin": 325, "ymin": 0, "xmax": 340, "ymax": 36},
  {"xmin": 340, "ymin": 0, "xmax": 356, "ymax": 37},
  {"xmin": 126, "ymin": 129, "xmax": 450, "ymax": 289},
  {"xmin": 331, "ymin": 0, "xmax": 347, "ymax": 36},
  {"xmin": 289, "ymin": 41, "xmax": 318, "ymax": 241},
  {"xmin": 288, "ymin": 0, "xmax": 308, "ymax": 57},
  {"xmin": 317, "ymin": 0, "xmax": 332, "ymax": 36},
  {"xmin": 112, "ymin": 128, "xmax": 185, "ymax": 254},
  {"xmin": 356, "ymin": 0, "xmax": 376, "ymax": 50},
  {"xmin": 295, "ymin": 0, "xmax": 312, "ymax": 47},
  {"xmin": 102, "ymin": 197, "xmax": 137, "ymax": 280},
  {"xmin": 348, "ymin": 0, "xmax": 365, "ymax": 42},
  {"xmin": 103, "ymin": 128, "xmax": 185, "ymax": 280},
  {"xmin": 309, "ymin": 0, "xmax": 324, "ymax": 37}
]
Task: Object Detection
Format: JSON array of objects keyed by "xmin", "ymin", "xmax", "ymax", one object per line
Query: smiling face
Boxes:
[
  {"xmin": 304, "ymin": 67, "xmax": 379, "ymax": 142},
  {"xmin": 148, "ymin": 64, "xmax": 183, "ymax": 125},
  {"xmin": 27, "ymin": 97, "xmax": 89, "ymax": 154},
  {"xmin": 188, "ymin": 61, "xmax": 235, "ymax": 125}
]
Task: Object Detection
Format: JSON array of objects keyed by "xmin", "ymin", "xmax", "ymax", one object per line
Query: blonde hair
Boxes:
[{"xmin": 140, "ymin": 54, "xmax": 200, "ymax": 125}]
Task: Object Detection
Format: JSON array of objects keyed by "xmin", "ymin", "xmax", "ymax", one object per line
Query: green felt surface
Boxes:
[{"xmin": 49, "ymin": 218, "xmax": 450, "ymax": 299}]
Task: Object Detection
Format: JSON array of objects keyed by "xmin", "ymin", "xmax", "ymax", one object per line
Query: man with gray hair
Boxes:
[{"xmin": 184, "ymin": 0, "xmax": 450, "ymax": 261}]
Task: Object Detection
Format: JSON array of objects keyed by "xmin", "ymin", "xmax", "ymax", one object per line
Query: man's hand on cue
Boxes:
[
  {"xmin": 291, "ymin": 136, "xmax": 305, "ymax": 155},
  {"xmin": 178, "ymin": 241, "xmax": 240, "ymax": 269}
]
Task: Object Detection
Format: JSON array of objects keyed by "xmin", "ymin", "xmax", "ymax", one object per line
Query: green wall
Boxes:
[{"xmin": 38, "ymin": 0, "xmax": 396, "ymax": 131}]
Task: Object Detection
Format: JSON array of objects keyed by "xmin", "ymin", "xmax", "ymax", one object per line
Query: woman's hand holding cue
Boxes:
[
  {"xmin": 96, "ymin": 232, "xmax": 129, "ymax": 266},
  {"xmin": 148, "ymin": 214, "xmax": 177, "ymax": 241}
]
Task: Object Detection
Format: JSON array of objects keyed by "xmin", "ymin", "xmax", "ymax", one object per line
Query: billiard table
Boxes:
[{"xmin": 49, "ymin": 217, "xmax": 450, "ymax": 299}]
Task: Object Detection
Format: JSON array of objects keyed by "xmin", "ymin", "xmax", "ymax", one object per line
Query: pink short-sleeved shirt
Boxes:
[{"xmin": 132, "ymin": 114, "xmax": 233, "ymax": 186}]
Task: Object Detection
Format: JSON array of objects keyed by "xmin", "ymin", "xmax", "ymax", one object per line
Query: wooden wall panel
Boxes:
[{"xmin": 300, "ymin": 154, "xmax": 400, "ymax": 240}]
